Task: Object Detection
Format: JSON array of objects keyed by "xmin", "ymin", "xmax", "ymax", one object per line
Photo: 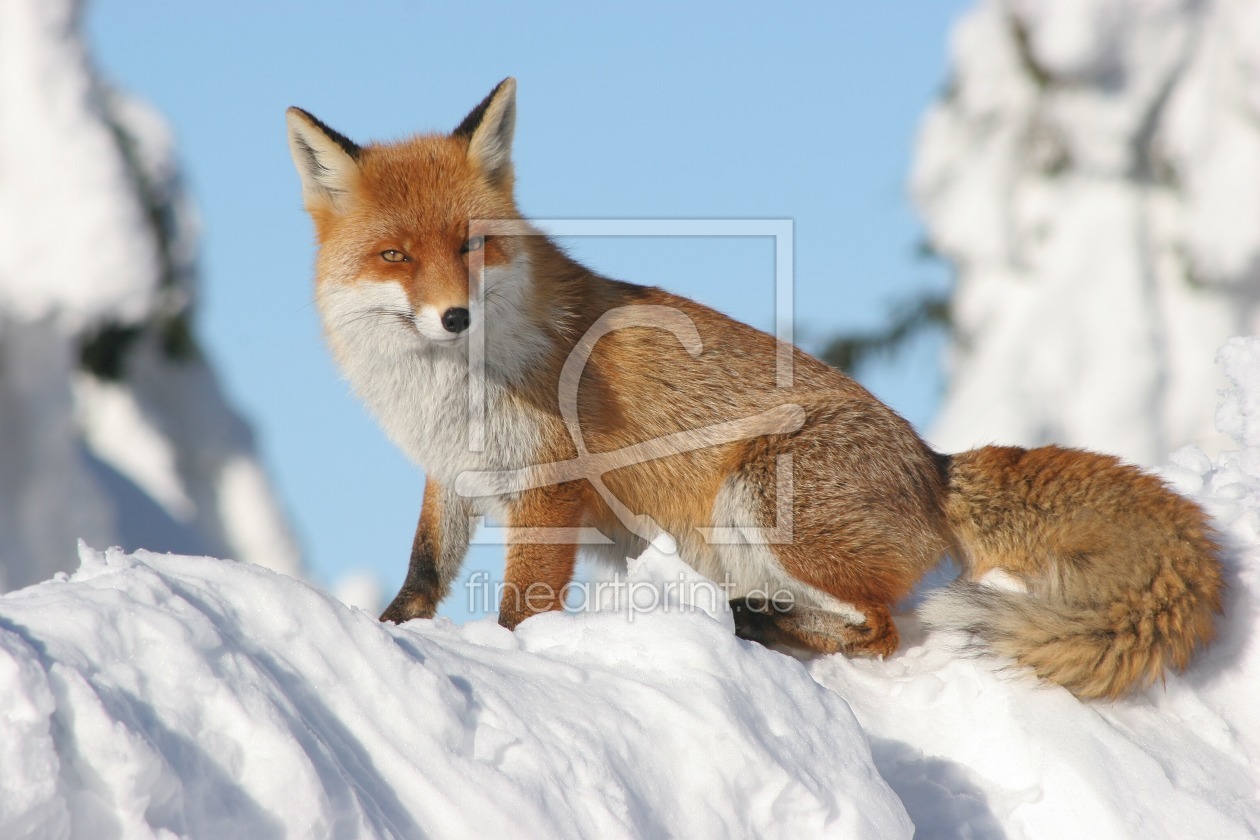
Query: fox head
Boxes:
[{"xmin": 287, "ymin": 78, "xmax": 534, "ymax": 352}]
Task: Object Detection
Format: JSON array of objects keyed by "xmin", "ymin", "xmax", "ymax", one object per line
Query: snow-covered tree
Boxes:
[
  {"xmin": 916, "ymin": 0, "xmax": 1260, "ymax": 464},
  {"xmin": 0, "ymin": 0, "xmax": 299, "ymax": 589}
]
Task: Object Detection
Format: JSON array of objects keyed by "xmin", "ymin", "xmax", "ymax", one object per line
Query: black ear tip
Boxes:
[
  {"xmin": 286, "ymin": 107, "xmax": 315, "ymax": 130},
  {"xmin": 286, "ymin": 108, "xmax": 362, "ymax": 161},
  {"xmin": 454, "ymin": 77, "xmax": 519, "ymax": 138},
  {"xmin": 286, "ymin": 107, "xmax": 325, "ymax": 133}
]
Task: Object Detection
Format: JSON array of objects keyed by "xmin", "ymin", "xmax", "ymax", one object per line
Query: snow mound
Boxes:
[
  {"xmin": 0, "ymin": 546, "xmax": 908, "ymax": 840},
  {"xmin": 3, "ymin": 338, "xmax": 1260, "ymax": 838}
]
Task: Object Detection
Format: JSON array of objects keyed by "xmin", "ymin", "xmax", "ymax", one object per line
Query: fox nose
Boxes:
[{"xmin": 441, "ymin": 307, "xmax": 471, "ymax": 334}]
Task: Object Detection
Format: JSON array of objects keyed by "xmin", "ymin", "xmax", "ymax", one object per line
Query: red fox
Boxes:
[{"xmin": 286, "ymin": 78, "xmax": 1224, "ymax": 700}]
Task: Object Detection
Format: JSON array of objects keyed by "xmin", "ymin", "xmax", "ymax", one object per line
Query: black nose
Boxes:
[{"xmin": 441, "ymin": 307, "xmax": 470, "ymax": 334}]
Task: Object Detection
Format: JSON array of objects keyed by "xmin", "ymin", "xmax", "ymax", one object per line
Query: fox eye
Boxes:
[
  {"xmin": 462, "ymin": 235, "xmax": 485, "ymax": 254},
  {"xmin": 380, "ymin": 249, "xmax": 409, "ymax": 263}
]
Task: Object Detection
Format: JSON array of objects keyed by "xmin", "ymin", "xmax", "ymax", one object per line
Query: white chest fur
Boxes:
[{"xmin": 316, "ymin": 281, "xmax": 545, "ymax": 494}]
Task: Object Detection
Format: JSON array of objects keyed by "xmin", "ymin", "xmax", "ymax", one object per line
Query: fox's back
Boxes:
[
  {"xmin": 557, "ymin": 280, "xmax": 946, "ymax": 554},
  {"xmin": 575, "ymin": 281, "xmax": 914, "ymax": 450}
]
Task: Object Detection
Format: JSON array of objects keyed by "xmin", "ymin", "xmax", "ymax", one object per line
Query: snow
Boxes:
[
  {"xmin": 916, "ymin": 0, "xmax": 1260, "ymax": 465},
  {"xmin": 0, "ymin": 0, "xmax": 300, "ymax": 588},
  {"xmin": 2, "ymin": 339, "xmax": 1259, "ymax": 838},
  {"xmin": 0, "ymin": 0, "xmax": 158, "ymax": 328},
  {"xmin": 0, "ymin": 547, "xmax": 909, "ymax": 839}
]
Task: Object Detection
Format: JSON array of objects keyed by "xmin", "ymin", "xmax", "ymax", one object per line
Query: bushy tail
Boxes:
[{"xmin": 921, "ymin": 445, "xmax": 1224, "ymax": 700}]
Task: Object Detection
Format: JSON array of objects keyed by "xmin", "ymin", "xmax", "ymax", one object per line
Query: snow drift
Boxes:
[
  {"xmin": 0, "ymin": 547, "xmax": 909, "ymax": 840},
  {"xmin": 2, "ymin": 338, "xmax": 1259, "ymax": 839}
]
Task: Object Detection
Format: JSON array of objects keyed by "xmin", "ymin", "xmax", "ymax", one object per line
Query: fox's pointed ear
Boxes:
[
  {"xmin": 453, "ymin": 77, "xmax": 516, "ymax": 188},
  {"xmin": 286, "ymin": 107, "xmax": 362, "ymax": 212}
]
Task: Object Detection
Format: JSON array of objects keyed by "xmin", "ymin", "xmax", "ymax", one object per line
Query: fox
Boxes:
[{"xmin": 285, "ymin": 77, "xmax": 1224, "ymax": 700}]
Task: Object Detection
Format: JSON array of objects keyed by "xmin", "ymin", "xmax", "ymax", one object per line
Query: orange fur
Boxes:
[
  {"xmin": 924, "ymin": 446, "xmax": 1224, "ymax": 699},
  {"xmin": 287, "ymin": 79, "xmax": 1225, "ymax": 698}
]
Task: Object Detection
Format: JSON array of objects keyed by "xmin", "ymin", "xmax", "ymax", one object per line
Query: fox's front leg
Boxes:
[
  {"xmin": 380, "ymin": 477, "xmax": 473, "ymax": 623},
  {"xmin": 498, "ymin": 483, "xmax": 587, "ymax": 630}
]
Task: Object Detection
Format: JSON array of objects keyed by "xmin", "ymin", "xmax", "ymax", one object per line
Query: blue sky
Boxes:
[{"xmin": 87, "ymin": 1, "xmax": 969, "ymax": 620}]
